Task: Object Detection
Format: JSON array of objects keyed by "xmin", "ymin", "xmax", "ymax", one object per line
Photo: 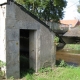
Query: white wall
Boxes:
[
  {"xmin": 0, "ymin": 0, "xmax": 7, "ymax": 4},
  {"xmin": 0, "ymin": 5, "xmax": 6, "ymax": 63}
]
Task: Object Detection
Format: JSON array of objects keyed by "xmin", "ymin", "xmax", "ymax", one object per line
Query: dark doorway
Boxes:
[{"xmin": 20, "ymin": 29, "xmax": 29, "ymax": 77}]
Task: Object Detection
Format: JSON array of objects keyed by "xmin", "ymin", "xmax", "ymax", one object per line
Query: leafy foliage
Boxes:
[
  {"xmin": 15, "ymin": 0, "xmax": 67, "ymax": 22},
  {"xmin": 0, "ymin": 60, "xmax": 5, "ymax": 68},
  {"xmin": 59, "ymin": 60, "xmax": 68, "ymax": 67},
  {"xmin": 0, "ymin": 71, "xmax": 4, "ymax": 77},
  {"xmin": 77, "ymin": 5, "xmax": 80, "ymax": 13},
  {"xmin": 0, "ymin": 60, "xmax": 6, "ymax": 78},
  {"xmin": 77, "ymin": 0, "xmax": 80, "ymax": 13},
  {"xmin": 54, "ymin": 36, "xmax": 59, "ymax": 43},
  {"xmin": 39, "ymin": 67, "xmax": 52, "ymax": 73},
  {"xmin": 26, "ymin": 74, "xmax": 34, "ymax": 80},
  {"xmin": 9, "ymin": 76, "xmax": 14, "ymax": 80}
]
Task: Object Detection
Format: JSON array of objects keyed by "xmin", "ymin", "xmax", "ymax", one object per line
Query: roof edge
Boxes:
[{"xmin": 13, "ymin": 1, "xmax": 54, "ymax": 32}]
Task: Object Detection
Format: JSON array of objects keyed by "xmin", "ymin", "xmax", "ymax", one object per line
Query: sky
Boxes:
[
  {"xmin": 63, "ymin": 0, "xmax": 80, "ymax": 20},
  {"xmin": 0, "ymin": 0, "xmax": 7, "ymax": 4}
]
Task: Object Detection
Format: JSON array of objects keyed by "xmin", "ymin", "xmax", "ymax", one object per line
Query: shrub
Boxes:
[
  {"xmin": 59, "ymin": 60, "xmax": 68, "ymax": 67},
  {"xmin": 39, "ymin": 67, "xmax": 52, "ymax": 73},
  {"xmin": 0, "ymin": 60, "xmax": 5, "ymax": 68},
  {"xmin": 0, "ymin": 60, "xmax": 6, "ymax": 77},
  {"xmin": 54, "ymin": 36, "xmax": 59, "ymax": 43}
]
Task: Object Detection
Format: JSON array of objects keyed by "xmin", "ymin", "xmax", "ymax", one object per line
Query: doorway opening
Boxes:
[{"xmin": 20, "ymin": 29, "xmax": 30, "ymax": 77}]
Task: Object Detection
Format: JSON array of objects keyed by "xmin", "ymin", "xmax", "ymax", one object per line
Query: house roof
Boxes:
[
  {"xmin": 60, "ymin": 20, "xmax": 79, "ymax": 27},
  {"xmin": 63, "ymin": 26, "xmax": 80, "ymax": 37}
]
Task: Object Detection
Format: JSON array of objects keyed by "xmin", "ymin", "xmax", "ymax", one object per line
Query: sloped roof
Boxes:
[
  {"xmin": 60, "ymin": 20, "xmax": 79, "ymax": 27},
  {"xmin": 63, "ymin": 26, "xmax": 80, "ymax": 37},
  {"xmin": 14, "ymin": 2, "xmax": 52, "ymax": 31},
  {"xmin": 11, "ymin": 1, "xmax": 68, "ymax": 34},
  {"xmin": 14, "ymin": 2, "xmax": 66, "ymax": 34}
]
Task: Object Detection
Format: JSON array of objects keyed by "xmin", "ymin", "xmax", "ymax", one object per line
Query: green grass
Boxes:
[
  {"xmin": 20, "ymin": 55, "xmax": 80, "ymax": 80},
  {"xmin": 21, "ymin": 66, "xmax": 80, "ymax": 80},
  {"xmin": 63, "ymin": 44, "xmax": 80, "ymax": 54},
  {"xmin": 64, "ymin": 44, "xmax": 80, "ymax": 51}
]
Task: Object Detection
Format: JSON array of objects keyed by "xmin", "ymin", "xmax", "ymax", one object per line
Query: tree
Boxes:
[
  {"xmin": 77, "ymin": 0, "xmax": 80, "ymax": 13},
  {"xmin": 15, "ymin": 0, "xmax": 67, "ymax": 22}
]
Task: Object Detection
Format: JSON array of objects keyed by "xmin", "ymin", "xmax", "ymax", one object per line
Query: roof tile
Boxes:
[{"xmin": 60, "ymin": 20, "xmax": 78, "ymax": 27}]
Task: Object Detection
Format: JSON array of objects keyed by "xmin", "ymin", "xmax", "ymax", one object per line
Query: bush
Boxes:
[
  {"xmin": 54, "ymin": 36, "xmax": 59, "ymax": 43},
  {"xmin": 0, "ymin": 60, "xmax": 5, "ymax": 68},
  {"xmin": 39, "ymin": 67, "xmax": 52, "ymax": 73},
  {"xmin": 56, "ymin": 60, "xmax": 68, "ymax": 67},
  {"xmin": 0, "ymin": 60, "xmax": 6, "ymax": 78}
]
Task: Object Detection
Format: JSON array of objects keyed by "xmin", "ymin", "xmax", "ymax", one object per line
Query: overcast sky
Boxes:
[{"xmin": 63, "ymin": 0, "xmax": 80, "ymax": 20}]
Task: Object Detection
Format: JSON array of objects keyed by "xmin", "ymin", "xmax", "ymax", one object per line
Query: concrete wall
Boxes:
[
  {"xmin": 6, "ymin": 2, "xmax": 40, "ymax": 78},
  {"xmin": 29, "ymin": 30, "xmax": 37, "ymax": 71},
  {"xmin": 40, "ymin": 26, "xmax": 55, "ymax": 68},
  {"xmin": 0, "ymin": 1, "xmax": 56, "ymax": 78}
]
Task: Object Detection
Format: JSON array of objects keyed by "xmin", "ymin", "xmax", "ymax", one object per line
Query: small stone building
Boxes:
[{"xmin": 0, "ymin": 0, "xmax": 56, "ymax": 78}]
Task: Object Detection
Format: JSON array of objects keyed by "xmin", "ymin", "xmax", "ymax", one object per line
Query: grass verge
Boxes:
[
  {"xmin": 21, "ymin": 66, "xmax": 80, "ymax": 80},
  {"xmin": 64, "ymin": 44, "xmax": 80, "ymax": 51}
]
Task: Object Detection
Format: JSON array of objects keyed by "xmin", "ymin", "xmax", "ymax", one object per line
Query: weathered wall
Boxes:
[
  {"xmin": 6, "ymin": 2, "xmax": 20, "ymax": 78},
  {"xmin": 40, "ymin": 25, "xmax": 55, "ymax": 68},
  {"xmin": 3, "ymin": 1, "xmax": 56, "ymax": 78},
  {"xmin": 29, "ymin": 30, "xmax": 37, "ymax": 71},
  {"xmin": 6, "ymin": 2, "xmax": 40, "ymax": 78}
]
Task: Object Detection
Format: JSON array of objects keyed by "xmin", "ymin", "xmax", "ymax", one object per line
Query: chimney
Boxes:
[
  {"xmin": 74, "ymin": 17, "xmax": 77, "ymax": 20},
  {"xmin": 69, "ymin": 24, "xmax": 72, "ymax": 31}
]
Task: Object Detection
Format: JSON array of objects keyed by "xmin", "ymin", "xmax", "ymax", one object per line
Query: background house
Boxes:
[
  {"xmin": 60, "ymin": 20, "xmax": 80, "ymax": 28},
  {"xmin": 60, "ymin": 20, "xmax": 80, "ymax": 44}
]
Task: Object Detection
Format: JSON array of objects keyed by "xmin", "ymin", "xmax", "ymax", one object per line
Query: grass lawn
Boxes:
[
  {"xmin": 21, "ymin": 66, "xmax": 80, "ymax": 80},
  {"xmin": 64, "ymin": 44, "xmax": 80, "ymax": 51},
  {"xmin": 62, "ymin": 44, "xmax": 80, "ymax": 54},
  {"xmin": 20, "ymin": 44, "xmax": 80, "ymax": 80}
]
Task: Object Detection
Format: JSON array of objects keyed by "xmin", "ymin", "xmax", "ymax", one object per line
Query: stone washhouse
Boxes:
[{"xmin": 0, "ymin": 0, "xmax": 56, "ymax": 78}]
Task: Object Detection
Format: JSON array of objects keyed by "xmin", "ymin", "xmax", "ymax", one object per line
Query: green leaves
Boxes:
[
  {"xmin": 77, "ymin": 0, "xmax": 80, "ymax": 13},
  {"xmin": 77, "ymin": 5, "xmax": 80, "ymax": 13},
  {"xmin": 0, "ymin": 60, "xmax": 5, "ymax": 68}
]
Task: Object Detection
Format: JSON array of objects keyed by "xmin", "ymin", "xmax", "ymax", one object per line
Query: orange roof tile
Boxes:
[{"xmin": 60, "ymin": 20, "xmax": 78, "ymax": 27}]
